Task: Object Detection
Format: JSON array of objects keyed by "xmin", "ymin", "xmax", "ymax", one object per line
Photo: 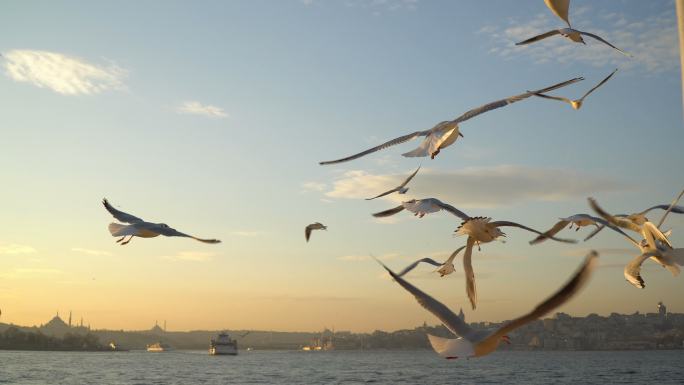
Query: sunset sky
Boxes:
[{"xmin": 0, "ymin": 0, "xmax": 683, "ymax": 333}]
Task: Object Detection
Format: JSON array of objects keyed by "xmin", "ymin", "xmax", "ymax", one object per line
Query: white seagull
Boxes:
[
  {"xmin": 305, "ymin": 222, "xmax": 327, "ymax": 242},
  {"xmin": 103, "ymin": 198, "xmax": 221, "ymax": 245},
  {"xmin": 516, "ymin": 28, "xmax": 629, "ymax": 56},
  {"xmin": 366, "ymin": 166, "xmax": 421, "ymax": 201},
  {"xmin": 376, "ymin": 251, "xmax": 598, "ymax": 359},
  {"xmin": 532, "ymin": 69, "xmax": 618, "ymax": 110},
  {"xmin": 373, "ymin": 197, "xmax": 576, "ymax": 309},
  {"xmin": 589, "ymin": 198, "xmax": 682, "ymax": 288},
  {"xmin": 319, "ymin": 77, "xmax": 583, "ymax": 164},
  {"xmin": 396, "ymin": 246, "xmax": 467, "ymax": 278},
  {"xmin": 530, "ymin": 212, "xmax": 632, "ymax": 245}
]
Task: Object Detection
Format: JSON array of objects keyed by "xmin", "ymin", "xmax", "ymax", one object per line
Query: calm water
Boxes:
[{"xmin": 1, "ymin": 349, "xmax": 683, "ymax": 384}]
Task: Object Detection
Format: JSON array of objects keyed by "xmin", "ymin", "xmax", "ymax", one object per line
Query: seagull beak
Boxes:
[{"xmin": 458, "ymin": 132, "xmax": 464, "ymax": 137}]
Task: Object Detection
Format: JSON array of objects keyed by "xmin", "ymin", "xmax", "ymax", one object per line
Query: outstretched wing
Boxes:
[
  {"xmin": 544, "ymin": 0, "xmax": 571, "ymax": 28},
  {"xmin": 529, "ymin": 220, "xmax": 571, "ymax": 245},
  {"xmin": 365, "ymin": 188, "xmax": 398, "ymax": 201},
  {"xmin": 515, "ymin": 30, "xmax": 562, "ymax": 46},
  {"xmin": 588, "ymin": 198, "xmax": 642, "ymax": 233},
  {"xmin": 624, "ymin": 252, "xmax": 650, "ymax": 289},
  {"xmin": 579, "ymin": 68, "xmax": 618, "ymax": 101},
  {"xmin": 372, "ymin": 205, "xmax": 406, "ymax": 218},
  {"xmin": 531, "ymin": 93, "xmax": 574, "ymax": 106},
  {"xmin": 422, "ymin": 198, "xmax": 470, "ymax": 220},
  {"xmin": 102, "ymin": 198, "xmax": 144, "ymax": 224},
  {"xmin": 319, "ymin": 131, "xmax": 425, "ymax": 165},
  {"xmin": 492, "ymin": 220, "xmax": 576, "ymax": 243},
  {"xmin": 375, "ymin": 258, "xmax": 478, "ymax": 341},
  {"xmin": 155, "ymin": 226, "xmax": 221, "ymax": 244},
  {"xmin": 579, "ymin": 31, "xmax": 630, "ymax": 56},
  {"xmin": 305, "ymin": 225, "xmax": 313, "ymax": 242},
  {"xmin": 396, "ymin": 257, "xmax": 444, "ymax": 277},
  {"xmin": 481, "ymin": 251, "xmax": 598, "ymax": 345},
  {"xmin": 451, "ymin": 77, "xmax": 582, "ymax": 125},
  {"xmin": 463, "ymin": 237, "xmax": 477, "ymax": 310},
  {"xmin": 398, "ymin": 165, "xmax": 421, "ymax": 188}
]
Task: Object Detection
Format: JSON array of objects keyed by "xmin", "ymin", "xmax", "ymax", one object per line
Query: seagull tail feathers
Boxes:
[{"xmin": 108, "ymin": 223, "xmax": 128, "ymax": 236}]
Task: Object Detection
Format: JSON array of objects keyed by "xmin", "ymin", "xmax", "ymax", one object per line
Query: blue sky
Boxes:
[{"xmin": 0, "ymin": 0, "xmax": 682, "ymax": 332}]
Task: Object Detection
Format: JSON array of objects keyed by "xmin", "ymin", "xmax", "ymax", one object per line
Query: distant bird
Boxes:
[
  {"xmin": 319, "ymin": 77, "xmax": 583, "ymax": 164},
  {"xmin": 376, "ymin": 251, "xmax": 597, "ymax": 359},
  {"xmin": 516, "ymin": 28, "xmax": 629, "ymax": 56},
  {"xmin": 373, "ymin": 197, "xmax": 575, "ymax": 309},
  {"xmin": 396, "ymin": 246, "xmax": 467, "ymax": 278},
  {"xmin": 366, "ymin": 166, "xmax": 421, "ymax": 201},
  {"xmin": 544, "ymin": 0, "xmax": 571, "ymax": 28},
  {"xmin": 532, "ymin": 69, "xmax": 618, "ymax": 110},
  {"xmin": 102, "ymin": 198, "xmax": 221, "ymax": 245},
  {"xmin": 305, "ymin": 222, "xmax": 327, "ymax": 242},
  {"xmin": 529, "ymin": 213, "xmax": 632, "ymax": 245},
  {"xmin": 589, "ymin": 198, "xmax": 682, "ymax": 288}
]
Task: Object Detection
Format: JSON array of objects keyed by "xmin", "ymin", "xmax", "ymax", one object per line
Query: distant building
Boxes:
[{"xmin": 658, "ymin": 301, "xmax": 667, "ymax": 318}]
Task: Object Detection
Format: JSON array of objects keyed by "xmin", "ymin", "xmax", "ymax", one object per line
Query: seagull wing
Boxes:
[
  {"xmin": 480, "ymin": 251, "xmax": 598, "ymax": 345},
  {"xmin": 491, "ymin": 220, "xmax": 577, "ymax": 243},
  {"xmin": 624, "ymin": 252, "xmax": 651, "ymax": 289},
  {"xmin": 155, "ymin": 226, "xmax": 221, "ymax": 244},
  {"xmin": 529, "ymin": 220, "xmax": 571, "ymax": 245},
  {"xmin": 515, "ymin": 29, "xmax": 562, "ymax": 46},
  {"xmin": 319, "ymin": 131, "xmax": 426, "ymax": 165},
  {"xmin": 305, "ymin": 225, "xmax": 313, "ymax": 242},
  {"xmin": 396, "ymin": 257, "xmax": 444, "ymax": 277},
  {"xmin": 375, "ymin": 258, "xmax": 478, "ymax": 341},
  {"xmin": 365, "ymin": 188, "xmax": 398, "ymax": 201},
  {"xmin": 463, "ymin": 237, "xmax": 477, "ymax": 310},
  {"xmin": 656, "ymin": 189, "xmax": 684, "ymax": 228},
  {"xmin": 398, "ymin": 165, "xmax": 421, "ymax": 188},
  {"xmin": 579, "ymin": 68, "xmax": 618, "ymax": 101},
  {"xmin": 588, "ymin": 198, "xmax": 642, "ymax": 233},
  {"xmin": 372, "ymin": 204, "xmax": 406, "ymax": 218},
  {"xmin": 444, "ymin": 245, "xmax": 468, "ymax": 265},
  {"xmin": 451, "ymin": 77, "xmax": 583, "ymax": 125},
  {"xmin": 544, "ymin": 0, "xmax": 571, "ymax": 28},
  {"xmin": 578, "ymin": 31, "xmax": 630, "ymax": 56},
  {"xmin": 531, "ymin": 93, "xmax": 574, "ymax": 106},
  {"xmin": 102, "ymin": 198, "xmax": 144, "ymax": 224},
  {"xmin": 427, "ymin": 198, "xmax": 471, "ymax": 220}
]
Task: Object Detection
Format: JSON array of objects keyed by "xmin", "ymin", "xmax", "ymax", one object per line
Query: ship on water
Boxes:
[
  {"xmin": 146, "ymin": 342, "xmax": 172, "ymax": 352},
  {"xmin": 301, "ymin": 329, "xmax": 334, "ymax": 351},
  {"xmin": 209, "ymin": 332, "xmax": 238, "ymax": 355}
]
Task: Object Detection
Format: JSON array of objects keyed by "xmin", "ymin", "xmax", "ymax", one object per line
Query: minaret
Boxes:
[
  {"xmin": 68, "ymin": 311, "xmax": 72, "ymax": 327},
  {"xmin": 164, "ymin": 320, "xmax": 167, "ymax": 332},
  {"xmin": 458, "ymin": 308, "xmax": 465, "ymax": 322},
  {"xmin": 80, "ymin": 317, "xmax": 83, "ymax": 327}
]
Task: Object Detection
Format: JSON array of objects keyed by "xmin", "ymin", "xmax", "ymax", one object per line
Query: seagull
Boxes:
[
  {"xmin": 529, "ymin": 213, "xmax": 632, "ymax": 245},
  {"xmin": 366, "ymin": 166, "xmax": 421, "ymax": 201},
  {"xmin": 516, "ymin": 28, "xmax": 629, "ymax": 56},
  {"xmin": 373, "ymin": 197, "xmax": 576, "ymax": 309},
  {"xmin": 532, "ymin": 69, "xmax": 618, "ymax": 110},
  {"xmin": 589, "ymin": 198, "xmax": 682, "ymax": 288},
  {"xmin": 376, "ymin": 251, "xmax": 598, "ymax": 359},
  {"xmin": 544, "ymin": 0, "xmax": 571, "ymax": 28},
  {"xmin": 102, "ymin": 198, "xmax": 221, "ymax": 245},
  {"xmin": 396, "ymin": 246, "xmax": 467, "ymax": 278},
  {"xmin": 319, "ymin": 77, "xmax": 583, "ymax": 164},
  {"xmin": 305, "ymin": 222, "xmax": 327, "ymax": 242}
]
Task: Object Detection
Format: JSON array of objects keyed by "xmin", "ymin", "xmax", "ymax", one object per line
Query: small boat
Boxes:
[
  {"xmin": 146, "ymin": 342, "xmax": 172, "ymax": 352},
  {"xmin": 209, "ymin": 332, "xmax": 238, "ymax": 355}
]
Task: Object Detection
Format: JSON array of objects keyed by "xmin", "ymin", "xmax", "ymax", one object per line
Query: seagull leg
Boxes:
[
  {"xmin": 430, "ymin": 149, "xmax": 441, "ymax": 159},
  {"xmin": 116, "ymin": 237, "xmax": 125, "ymax": 243},
  {"xmin": 121, "ymin": 236, "xmax": 133, "ymax": 245}
]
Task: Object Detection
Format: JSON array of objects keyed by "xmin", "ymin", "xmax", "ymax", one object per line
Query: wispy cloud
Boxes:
[
  {"xmin": 318, "ymin": 165, "xmax": 625, "ymax": 208},
  {"xmin": 0, "ymin": 243, "xmax": 37, "ymax": 255},
  {"xmin": 159, "ymin": 251, "xmax": 216, "ymax": 262},
  {"xmin": 2, "ymin": 49, "xmax": 126, "ymax": 95},
  {"xmin": 71, "ymin": 247, "xmax": 113, "ymax": 257},
  {"xmin": 301, "ymin": 181, "xmax": 327, "ymax": 193},
  {"xmin": 177, "ymin": 101, "xmax": 228, "ymax": 118},
  {"xmin": 479, "ymin": 8, "xmax": 677, "ymax": 73}
]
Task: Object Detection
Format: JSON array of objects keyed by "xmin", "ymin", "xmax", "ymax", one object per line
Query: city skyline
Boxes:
[{"xmin": 1, "ymin": 0, "xmax": 683, "ymax": 333}]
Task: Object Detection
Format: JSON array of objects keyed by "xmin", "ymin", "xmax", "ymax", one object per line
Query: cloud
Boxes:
[
  {"xmin": 71, "ymin": 247, "xmax": 113, "ymax": 257},
  {"xmin": 301, "ymin": 181, "xmax": 327, "ymax": 193},
  {"xmin": 177, "ymin": 101, "xmax": 228, "ymax": 118},
  {"xmin": 479, "ymin": 8, "xmax": 677, "ymax": 73},
  {"xmin": 0, "ymin": 268, "xmax": 63, "ymax": 279},
  {"xmin": 0, "ymin": 243, "xmax": 37, "ymax": 255},
  {"xmin": 2, "ymin": 49, "xmax": 126, "ymax": 95},
  {"xmin": 159, "ymin": 251, "xmax": 216, "ymax": 262},
  {"xmin": 319, "ymin": 165, "xmax": 625, "ymax": 208}
]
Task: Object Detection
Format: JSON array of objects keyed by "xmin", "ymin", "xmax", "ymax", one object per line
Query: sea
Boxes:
[{"xmin": 1, "ymin": 349, "xmax": 683, "ymax": 384}]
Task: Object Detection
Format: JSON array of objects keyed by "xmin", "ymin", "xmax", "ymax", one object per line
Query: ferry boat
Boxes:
[
  {"xmin": 209, "ymin": 332, "xmax": 238, "ymax": 355},
  {"xmin": 146, "ymin": 342, "xmax": 172, "ymax": 352}
]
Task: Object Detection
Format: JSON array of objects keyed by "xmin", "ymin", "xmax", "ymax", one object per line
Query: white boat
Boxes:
[
  {"xmin": 146, "ymin": 342, "xmax": 172, "ymax": 352},
  {"xmin": 209, "ymin": 332, "xmax": 238, "ymax": 355}
]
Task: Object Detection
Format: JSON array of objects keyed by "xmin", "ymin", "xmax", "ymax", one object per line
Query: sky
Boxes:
[{"xmin": 0, "ymin": 0, "xmax": 683, "ymax": 333}]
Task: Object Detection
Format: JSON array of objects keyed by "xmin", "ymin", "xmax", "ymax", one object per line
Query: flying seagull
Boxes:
[
  {"xmin": 319, "ymin": 77, "xmax": 583, "ymax": 164},
  {"xmin": 532, "ymin": 69, "xmax": 618, "ymax": 110},
  {"xmin": 589, "ymin": 198, "xmax": 681, "ymax": 288},
  {"xmin": 529, "ymin": 213, "xmax": 632, "ymax": 245},
  {"xmin": 516, "ymin": 28, "xmax": 629, "ymax": 56},
  {"xmin": 103, "ymin": 198, "xmax": 221, "ymax": 245},
  {"xmin": 373, "ymin": 197, "xmax": 575, "ymax": 309},
  {"xmin": 396, "ymin": 246, "xmax": 467, "ymax": 278},
  {"xmin": 376, "ymin": 251, "xmax": 597, "ymax": 359},
  {"xmin": 305, "ymin": 222, "xmax": 327, "ymax": 242},
  {"xmin": 366, "ymin": 166, "xmax": 421, "ymax": 201}
]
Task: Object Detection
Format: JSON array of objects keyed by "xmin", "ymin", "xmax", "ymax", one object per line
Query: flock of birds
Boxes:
[
  {"xmin": 303, "ymin": 0, "xmax": 684, "ymax": 360},
  {"xmin": 92, "ymin": 0, "xmax": 681, "ymax": 361}
]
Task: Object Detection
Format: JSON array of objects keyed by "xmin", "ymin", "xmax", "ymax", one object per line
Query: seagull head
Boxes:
[{"xmin": 159, "ymin": 223, "xmax": 170, "ymax": 228}]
